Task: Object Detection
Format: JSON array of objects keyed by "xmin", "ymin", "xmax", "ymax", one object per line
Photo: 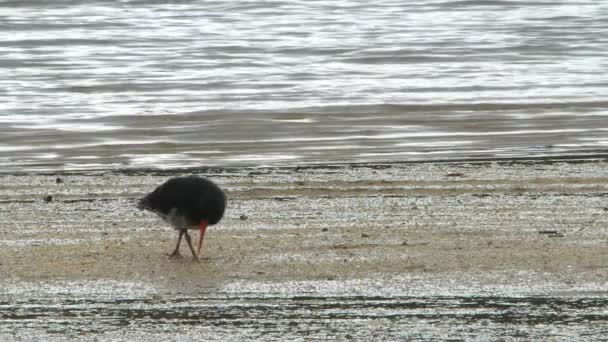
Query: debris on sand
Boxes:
[{"xmin": 446, "ymin": 172, "xmax": 464, "ymax": 177}]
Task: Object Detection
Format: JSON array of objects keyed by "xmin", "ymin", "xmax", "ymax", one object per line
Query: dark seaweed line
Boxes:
[
  {"xmin": 1, "ymin": 296, "xmax": 607, "ymax": 325},
  {"xmin": 5, "ymin": 294, "xmax": 607, "ymax": 306},
  {"xmin": 0, "ymin": 197, "xmax": 137, "ymax": 204},
  {"xmin": 1, "ymin": 155, "xmax": 607, "ymax": 177}
]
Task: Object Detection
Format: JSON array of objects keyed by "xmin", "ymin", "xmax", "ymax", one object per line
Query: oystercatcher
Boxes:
[{"xmin": 138, "ymin": 175, "xmax": 226, "ymax": 260}]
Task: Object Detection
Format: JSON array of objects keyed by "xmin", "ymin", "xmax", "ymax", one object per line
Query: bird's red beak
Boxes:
[{"xmin": 197, "ymin": 220, "xmax": 208, "ymax": 256}]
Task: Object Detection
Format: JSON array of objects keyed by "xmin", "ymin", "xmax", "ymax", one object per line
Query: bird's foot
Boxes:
[{"xmin": 168, "ymin": 251, "xmax": 183, "ymax": 259}]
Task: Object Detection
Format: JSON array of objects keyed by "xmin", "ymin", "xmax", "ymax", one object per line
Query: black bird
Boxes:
[{"xmin": 138, "ymin": 175, "xmax": 226, "ymax": 260}]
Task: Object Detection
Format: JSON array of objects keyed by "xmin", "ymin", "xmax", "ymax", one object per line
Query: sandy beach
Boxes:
[{"xmin": 1, "ymin": 158, "xmax": 607, "ymax": 340}]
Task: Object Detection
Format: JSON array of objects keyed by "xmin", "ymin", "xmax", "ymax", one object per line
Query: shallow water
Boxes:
[{"xmin": 1, "ymin": 1, "xmax": 608, "ymax": 171}]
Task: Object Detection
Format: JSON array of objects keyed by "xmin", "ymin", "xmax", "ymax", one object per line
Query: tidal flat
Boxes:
[{"xmin": 1, "ymin": 159, "xmax": 607, "ymax": 341}]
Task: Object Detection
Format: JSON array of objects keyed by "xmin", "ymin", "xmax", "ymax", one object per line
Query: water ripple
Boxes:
[{"xmin": 1, "ymin": 0, "xmax": 607, "ymax": 170}]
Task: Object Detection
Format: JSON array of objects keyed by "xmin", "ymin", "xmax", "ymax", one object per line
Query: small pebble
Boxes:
[
  {"xmin": 548, "ymin": 233, "xmax": 565, "ymax": 238},
  {"xmin": 446, "ymin": 172, "xmax": 464, "ymax": 177},
  {"xmin": 56, "ymin": 177, "xmax": 64, "ymax": 184},
  {"xmin": 240, "ymin": 214, "xmax": 248, "ymax": 221},
  {"xmin": 43, "ymin": 195, "xmax": 53, "ymax": 203},
  {"xmin": 322, "ymin": 228, "xmax": 328, "ymax": 232},
  {"xmin": 361, "ymin": 233, "xmax": 370, "ymax": 238}
]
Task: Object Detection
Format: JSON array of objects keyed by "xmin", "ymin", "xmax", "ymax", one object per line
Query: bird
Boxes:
[{"xmin": 137, "ymin": 175, "xmax": 226, "ymax": 261}]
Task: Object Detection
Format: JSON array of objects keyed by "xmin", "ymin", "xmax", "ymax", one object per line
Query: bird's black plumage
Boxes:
[
  {"xmin": 138, "ymin": 175, "xmax": 226, "ymax": 260},
  {"xmin": 138, "ymin": 175, "xmax": 226, "ymax": 227}
]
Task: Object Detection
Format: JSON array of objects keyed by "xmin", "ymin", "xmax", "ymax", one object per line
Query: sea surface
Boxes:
[{"xmin": 1, "ymin": 0, "xmax": 607, "ymax": 171}]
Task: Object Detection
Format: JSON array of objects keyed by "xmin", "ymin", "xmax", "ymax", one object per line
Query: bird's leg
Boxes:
[
  {"xmin": 168, "ymin": 230, "xmax": 185, "ymax": 258},
  {"xmin": 183, "ymin": 231, "xmax": 199, "ymax": 261},
  {"xmin": 197, "ymin": 220, "xmax": 209, "ymax": 256}
]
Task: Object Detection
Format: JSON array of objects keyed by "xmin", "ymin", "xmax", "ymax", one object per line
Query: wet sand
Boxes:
[{"xmin": 1, "ymin": 159, "xmax": 608, "ymax": 340}]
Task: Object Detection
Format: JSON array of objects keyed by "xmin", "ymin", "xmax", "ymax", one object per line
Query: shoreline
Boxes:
[{"xmin": 2, "ymin": 153, "xmax": 607, "ymax": 176}]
